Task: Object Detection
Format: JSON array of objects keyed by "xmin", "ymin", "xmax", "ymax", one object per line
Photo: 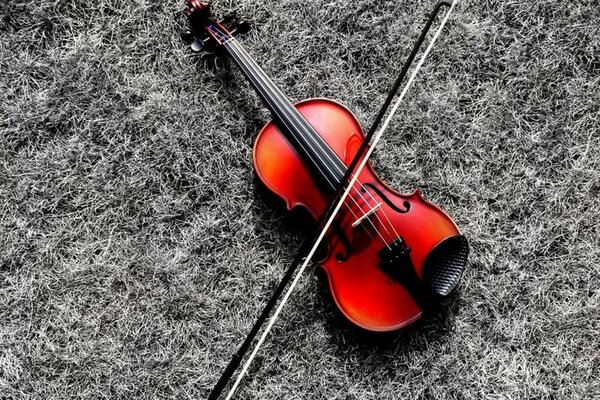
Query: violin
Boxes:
[{"xmin": 184, "ymin": 1, "xmax": 468, "ymax": 332}]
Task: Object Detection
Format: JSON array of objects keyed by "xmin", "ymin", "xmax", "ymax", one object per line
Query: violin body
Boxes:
[
  {"xmin": 254, "ymin": 99, "xmax": 465, "ymax": 331},
  {"xmin": 184, "ymin": 0, "xmax": 468, "ymax": 333}
]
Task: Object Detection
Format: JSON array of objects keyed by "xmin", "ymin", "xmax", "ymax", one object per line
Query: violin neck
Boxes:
[{"xmin": 223, "ymin": 39, "xmax": 347, "ymax": 190}]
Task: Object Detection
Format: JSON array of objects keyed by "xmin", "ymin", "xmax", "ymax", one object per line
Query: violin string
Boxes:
[
  {"xmin": 362, "ymin": 185, "xmax": 400, "ymax": 239},
  {"xmin": 211, "ymin": 28, "xmax": 337, "ymax": 190},
  {"xmin": 226, "ymin": 36, "xmax": 398, "ymax": 245},
  {"xmin": 209, "ymin": 26, "xmax": 374, "ymax": 247},
  {"xmin": 220, "ymin": 38, "xmax": 382, "ymax": 245},
  {"xmin": 221, "ymin": 2, "xmax": 457, "ymax": 397},
  {"xmin": 221, "ymin": 35, "xmax": 393, "ymax": 247},
  {"xmin": 211, "ymin": 26, "xmax": 399, "ymax": 252},
  {"xmin": 225, "ymin": 40, "xmax": 385, "ymax": 245},
  {"xmin": 208, "ymin": 26, "xmax": 382, "ymax": 231},
  {"xmin": 226, "ymin": 40, "xmax": 399, "ymax": 242},
  {"xmin": 211, "ymin": 25, "xmax": 399, "ymax": 253},
  {"xmin": 225, "ymin": 35, "xmax": 399, "ymax": 244}
]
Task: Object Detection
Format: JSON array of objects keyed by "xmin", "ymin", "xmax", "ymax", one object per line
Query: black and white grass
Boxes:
[{"xmin": 1, "ymin": 0, "xmax": 599, "ymax": 398}]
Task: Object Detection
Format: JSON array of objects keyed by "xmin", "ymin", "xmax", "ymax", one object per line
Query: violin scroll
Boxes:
[
  {"xmin": 181, "ymin": 0, "xmax": 249, "ymax": 53},
  {"xmin": 185, "ymin": 0, "xmax": 211, "ymax": 21}
]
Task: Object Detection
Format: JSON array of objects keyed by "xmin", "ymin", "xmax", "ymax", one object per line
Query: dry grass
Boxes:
[{"xmin": 1, "ymin": 0, "xmax": 599, "ymax": 398}]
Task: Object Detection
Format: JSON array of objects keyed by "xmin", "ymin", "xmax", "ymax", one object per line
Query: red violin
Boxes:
[{"xmin": 185, "ymin": 1, "xmax": 468, "ymax": 332}]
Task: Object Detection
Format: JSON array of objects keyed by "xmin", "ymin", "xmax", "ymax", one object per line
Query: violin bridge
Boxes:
[{"xmin": 351, "ymin": 203, "xmax": 383, "ymax": 228}]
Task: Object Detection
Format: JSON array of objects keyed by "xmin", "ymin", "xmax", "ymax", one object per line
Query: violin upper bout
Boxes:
[
  {"xmin": 253, "ymin": 98, "xmax": 367, "ymax": 220},
  {"xmin": 253, "ymin": 114, "xmax": 328, "ymax": 220}
]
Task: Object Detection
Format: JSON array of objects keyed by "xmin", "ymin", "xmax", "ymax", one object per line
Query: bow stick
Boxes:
[{"xmin": 209, "ymin": 1, "xmax": 457, "ymax": 398}]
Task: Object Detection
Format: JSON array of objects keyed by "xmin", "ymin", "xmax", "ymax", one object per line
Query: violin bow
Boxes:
[{"xmin": 208, "ymin": 1, "xmax": 458, "ymax": 398}]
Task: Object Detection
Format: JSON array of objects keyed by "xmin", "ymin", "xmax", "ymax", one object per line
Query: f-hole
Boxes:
[{"xmin": 363, "ymin": 183, "xmax": 410, "ymax": 213}]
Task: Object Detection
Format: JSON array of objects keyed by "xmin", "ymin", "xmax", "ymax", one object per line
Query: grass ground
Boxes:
[{"xmin": 1, "ymin": 0, "xmax": 599, "ymax": 399}]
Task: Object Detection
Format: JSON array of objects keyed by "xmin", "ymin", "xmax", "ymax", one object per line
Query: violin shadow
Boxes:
[
  {"xmin": 251, "ymin": 175, "xmax": 318, "ymax": 241},
  {"xmin": 194, "ymin": 50, "xmax": 276, "ymax": 129}
]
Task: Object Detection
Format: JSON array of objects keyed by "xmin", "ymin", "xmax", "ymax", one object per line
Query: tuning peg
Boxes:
[
  {"xmin": 218, "ymin": 12, "xmax": 250, "ymax": 36},
  {"xmin": 181, "ymin": 30, "xmax": 207, "ymax": 53},
  {"xmin": 191, "ymin": 38, "xmax": 206, "ymax": 52}
]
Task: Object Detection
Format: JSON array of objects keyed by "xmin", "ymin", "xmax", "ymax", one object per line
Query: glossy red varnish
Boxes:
[{"xmin": 253, "ymin": 99, "xmax": 461, "ymax": 331}]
